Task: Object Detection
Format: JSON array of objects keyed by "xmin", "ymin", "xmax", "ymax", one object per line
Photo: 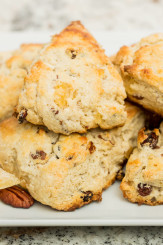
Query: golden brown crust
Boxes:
[
  {"xmin": 0, "ymin": 102, "xmax": 145, "ymax": 211},
  {"xmin": 0, "ymin": 43, "xmax": 43, "ymax": 121},
  {"xmin": 120, "ymin": 181, "xmax": 163, "ymax": 206},
  {"xmin": 114, "ymin": 33, "xmax": 163, "ymax": 89},
  {"xmin": 121, "ymin": 126, "xmax": 163, "ymax": 206},
  {"xmin": 113, "ymin": 33, "xmax": 163, "ymax": 116},
  {"xmin": 16, "ymin": 21, "xmax": 126, "ymax": 135}
]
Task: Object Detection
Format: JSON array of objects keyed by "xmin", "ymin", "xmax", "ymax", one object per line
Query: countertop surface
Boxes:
[
  {"xmin": 0, "ymin": 0, "xmax": 163, "ymax": 244},
  {"xmin": 0, "ymin": 0, "xmax": 162, "ymax": 32},
  {"xmin": 0, "ymin": 226, "xmax": 163, "ymax": 245}
]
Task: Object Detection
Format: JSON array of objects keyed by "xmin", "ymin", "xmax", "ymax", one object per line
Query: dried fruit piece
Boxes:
[
  {"xmin": 116, "ymin": 169, "xmax": 125, "ymax": 181},
  {"xmin": 51, "ymin": 108, "xmax": 59, "ymax": 115},
  {"xmin": 66, "ymin": 155, "xmax": 73, "ymax": 161},
  {"xmin": 66, "ymin": 48, "xmax": 77, "ymax": 59},
  {"xmin": 140, "ymin": 132, "xmax": 159, "ymax": 149},
  {"xmin": 81, "ymin": 191, "xmax": 93, "ymax": 202},
  {"xmin": 31, "ymin": 150, "xmax": 47, "ymax": 160},
  {"xmin": 0, "ymin": 186, "xmax": 34, "ymax": 208},
  {"xmin": 18, "ymin": 109, "xmax": 27, "ymax": 124},
  {"xmin": 137, "ymin": 183, "xmax": 152, "ymax": 196},
  {"xmin": 88, "ymin": 141, "xmax": 96, "ymax": 154}
]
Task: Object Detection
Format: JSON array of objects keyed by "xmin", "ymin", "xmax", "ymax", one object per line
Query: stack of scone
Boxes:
[{"xmin": 0, "ymin": 21, "xmax": 162, "ymax": 210}]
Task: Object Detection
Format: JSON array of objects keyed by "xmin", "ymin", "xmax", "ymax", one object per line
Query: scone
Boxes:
[
  {"xmin": 16, "ymin": 21, "xmax": 127, "ymax": 135},
  {"xmin": 113, "ymin": 33, "xmax": 163, "ymax": 116},
  {"xmin": 0, "ymin": 43, "xmax": 43, "ymax": 121},
  {"xmin": 0, "ymin": 102, "xmax": 145, "ymax": 211},
  {"xmin": 120, "ymin": 124, "xmax": 163, "ymax": 205},
  {"xmin": 0, "ymin": 168, "xmax": 20, "ymax": 189}
]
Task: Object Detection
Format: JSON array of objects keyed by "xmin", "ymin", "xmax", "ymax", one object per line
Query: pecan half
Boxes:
[{"xmin": 0, "ymin": 186, "xmax": 34, "ymax": 208}]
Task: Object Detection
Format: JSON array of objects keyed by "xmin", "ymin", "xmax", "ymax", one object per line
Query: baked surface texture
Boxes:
[
  {"xmin": 16, "ymin": 21, "xmax": 127, "ymax": 135},
  {"xmin": 0, "ymin": 44, "xmax": 43, "ymax": 121},
  {"xmin": 0, "ymin": 168, "xmax": 20, "ymax": 189},
  {"xmin": 113, "ymin": 33, "xmax": 163, "ymax": 116},
  {"xmin": 120, "ymin": 123, "xmax": 163, "ymax": 205},
  {"xmin": 0, "ymin": 102, "xmax": 145, "ymax": 211}
]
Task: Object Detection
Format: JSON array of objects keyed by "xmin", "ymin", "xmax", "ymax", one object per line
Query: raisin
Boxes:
[
  {"xmin": 81, "ymin": 191, "xmax": 93, "ymax": 202},
  {"xmin": 124, "ymin": 65, "xmax": 131, "ymax": 72},
  {"xmin": 66, "ymin": 48, "xmax": 77, "ymax": 59},
  {"xmin": 18, "ymin": 109, "xmax": 27, "ymax": 124},
  {"xmin": 116, "ymin": 169, "xmax": 125, "ymax": 181},
  {"xmin": 31, "ymin": 150, "xmax": 46, "ymax": 160},
  {"xmin": 132, "ymin": 95, "xmax": 144, "ymax": 100},
  {"xmin": 67, "ymin": 155, "xmax": 73, "ymax": 160},
  {"xmin": 98, "ymin": 135, "xmax": 107, "ymax": 141},
  {"xmin": 98, "ymin": 135, "xmax": 103, "ymax": 139},
  {"xmin": 88, "ymin": 141, "xmax": 96, "ymax": 154},
  {"xmin": 137, "ymin": 183, "xmax": 152, "ymax": 196},
  {"xmin": 51, "ymin": 108, "xmax": 59, "ymax": 115},
  {"xmin": 70, "ymin": 50, "xmax": 76, "ymax": 59},
  {"xmin": 140, "ymin": 132, "xmax": 159, "ymax": 149}
]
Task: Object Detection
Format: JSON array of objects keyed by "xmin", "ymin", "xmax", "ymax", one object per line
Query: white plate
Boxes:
[{"xmin": 0, "ymin": 31, "xmax": 162, "ymax": 226}]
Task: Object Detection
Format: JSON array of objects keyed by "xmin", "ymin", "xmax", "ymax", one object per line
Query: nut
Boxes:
[{"xmin": 0, "ymin": 186, "xmax": 34, "ymax": 208}]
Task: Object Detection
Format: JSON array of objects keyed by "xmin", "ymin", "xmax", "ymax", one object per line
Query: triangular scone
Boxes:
[
  {"xmin": 0, "ymin": 102, "xmax": 145, "ymax": 211},
  {"xmin": 16, "ymin": 21, "xmax": 126, "ymax": 135},
  {"xmin": 113, "ymin": 33, "xmax": 163, "ymax": 116},
  {"xmin": 0, "ymin": 43, "xmax": 43, "ymax": 121},
  {"xmin": 120, "ymin": 124, "xmax": 163, "ymax": 205},
  {"xmin": 0, "ymin": 168, "xmax": 20, "ymax": 189}
]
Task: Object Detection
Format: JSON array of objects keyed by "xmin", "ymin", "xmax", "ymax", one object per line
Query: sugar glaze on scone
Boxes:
[
  {"xmin": 121, "ymin": 123, "xmax": 163, "ymax": 205},
  {"xmin": 113, "ymin": 33, "xmax": 163, "ymax": 116},
  {"xmin": 0, "ymin": 44, "xmax": 43, "ymax": 121},
  {"xmin": 16, "ymin": 21, "xmax": 126, "ymax": 135},
  {"xmin": 0, "ymin": 102, "xmax": 145, "ymax": 211}
]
